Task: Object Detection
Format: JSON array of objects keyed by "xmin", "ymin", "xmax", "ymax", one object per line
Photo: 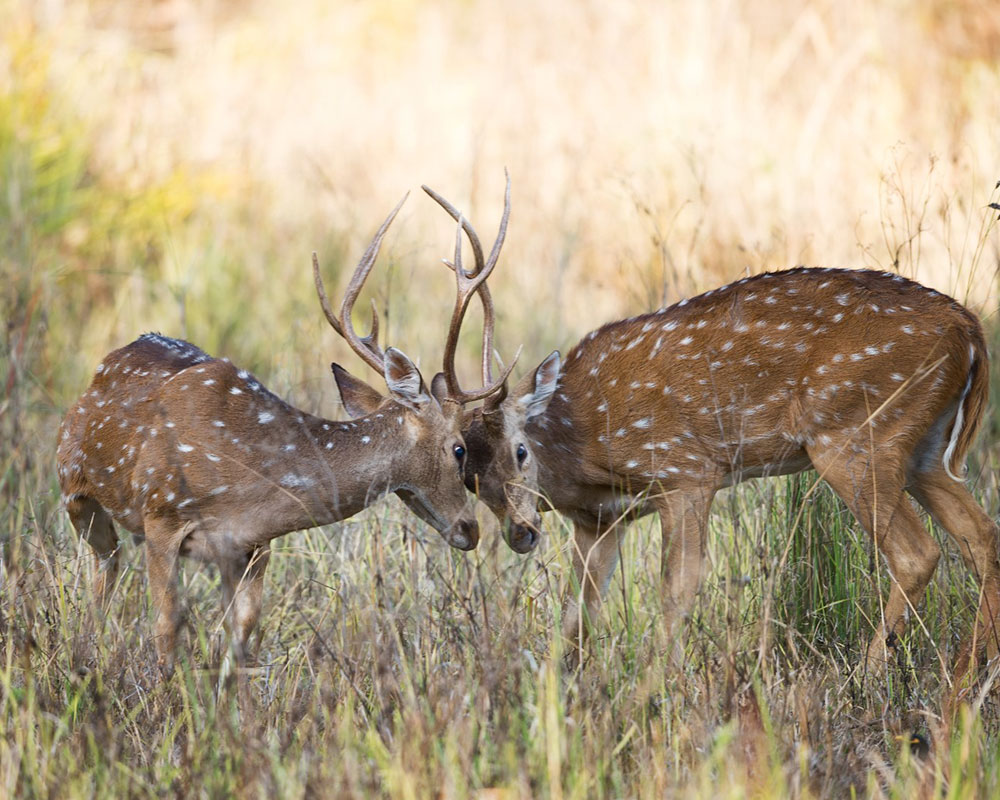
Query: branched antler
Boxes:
[
  {"xmin": 313, "ymin": 194, "xmax": 408, "ymax": 374},
  {"xmin": 422, "ymin": 171, "xmax": 517, "ymax": 402}
]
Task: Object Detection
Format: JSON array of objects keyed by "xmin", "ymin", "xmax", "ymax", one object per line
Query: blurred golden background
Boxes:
[{"xmin": 3, "ymin": 0, "xmax": 999, "ymax": 415}]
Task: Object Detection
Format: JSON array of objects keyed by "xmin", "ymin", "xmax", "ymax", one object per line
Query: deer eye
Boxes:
[
  {"xmin": 516, "ymin": 443, "xmax": 528, "ymax": 465},
  {"xmin": 453, "ymin": 444, "xmax": 466, "ymax": 463}
]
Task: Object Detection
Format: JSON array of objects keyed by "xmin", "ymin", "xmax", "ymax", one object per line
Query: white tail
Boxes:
[{"xmin": 942, "ymin": 343, "xmax": 979, "ymax": 482}]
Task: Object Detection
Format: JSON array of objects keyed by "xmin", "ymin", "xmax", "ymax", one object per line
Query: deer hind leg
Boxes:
[
  {"xmin": 809, "ymin": 447, "xmax": 941, "ymax": 676},
  {"xmin": 219, "ymin": 545, "xmax": 271, "ymax": 668},
  {"xmin": 656, "ymin": 487, "xmax": 714, "ymax": 666},
  {"xmin": 65, "ymin": 495, "xmax": 120, "ymax": 606},
  {"xmin": 562, "ymin": 520, "xmax": 625, "ymax": 665},
  {"xmin": 909, "ymin": 469, "xmax": 1000, "ymax": 678}
]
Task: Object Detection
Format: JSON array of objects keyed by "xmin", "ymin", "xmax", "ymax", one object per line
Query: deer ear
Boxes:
[
  {"xmin": 384, "ymin": 347, "xmax": 433, "ymax": 411},
  {"xmin": 332, "ymin": 363, "xmax": 384, "ymax": 418},
  {"xmin": 513, "ymin": 350, "xmax": 560, "ymax": 421},
  {"xmin": 430, "ymin": 372, "xmax": 450, "ymax": 404}
]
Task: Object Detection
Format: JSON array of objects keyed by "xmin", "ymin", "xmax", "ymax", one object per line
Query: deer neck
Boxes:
[
  {"xmin": 140, "ymin": 406, "xmax": 418, "ymax": 539},
  {"xmin": 523, "ymin": 390, "xmax": 591, "ymax": 510},
  {"xmin": 264, "ymin": 410, "xmax": 415, "ymax": 529}
]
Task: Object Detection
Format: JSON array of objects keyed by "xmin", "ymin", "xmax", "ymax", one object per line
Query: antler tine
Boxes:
[
  {"xmin": 487, "ymin": 346, "xmax": 509, "ymax": 405},
  {"xmin": 483, "ymin": 168, "xmax": 512, "ymax": 276},
  {"xmin": 314, "ymin": 193, "xmax": 408, "ymax": 376},
  {"xmin": 451, "ymin": 343, "xmax": 520, "ymax": 404},
  {"xmin": 478, "ymin": 283, "xmax": 496, "ymax": 385},
  {"xmin": 439, "ymin": 218, "xmax": 469, "ymax": 399},
  {"xmin": 422, "ymin": 184, "xmax": 486, "ymax": 276},
  {"xmin": 313, "ymin": 251, "xmax": 345, "ymax": 337},
  {"xmin": 475, "ymin": 170, "xmax": 510, "ymax": 386}
]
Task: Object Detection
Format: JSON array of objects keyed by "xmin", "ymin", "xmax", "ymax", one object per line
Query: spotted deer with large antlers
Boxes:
[
  {"xmin": 57, "ymin": 196, "xmax": 483, "ymax": 677},
  {"xmin": 423, "ymin": 181, "xmax": 1000, "ymax": 680}
]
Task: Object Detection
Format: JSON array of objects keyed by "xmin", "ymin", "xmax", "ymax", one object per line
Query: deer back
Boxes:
[
  {"xmin": 58, "ymin": 332, "xmax": 477, "ymax": 554},
  {"xmin": 480, "ymin": 268, "xmax": 988, "ymax": 529}
]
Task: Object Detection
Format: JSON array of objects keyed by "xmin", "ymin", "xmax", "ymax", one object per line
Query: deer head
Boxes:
[{"xmin": 311, "ymin": 195, "xmax": 479, "ymax": 549}]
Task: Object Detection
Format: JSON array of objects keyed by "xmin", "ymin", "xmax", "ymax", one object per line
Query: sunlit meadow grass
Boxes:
[
  {"xmin": 6, "ymin": 414, "xmax": 1000, "ymax": 797},
  {"xmin": 3, "ymin": 2, "xmax": 1000, "ymax": 797}
]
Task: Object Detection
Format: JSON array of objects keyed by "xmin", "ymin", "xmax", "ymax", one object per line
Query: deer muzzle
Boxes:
[
  {"xmin": 445, "ymin": 518, "xmax": 480, "ymax": 551},
  {"xmin": 504, "ymin": 518, "xmax": 540, "ymax": 554}
]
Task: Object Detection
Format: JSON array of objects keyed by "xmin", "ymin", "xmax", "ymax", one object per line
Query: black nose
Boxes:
[
  {"xmin": 449, "ymin": 519, "xmax": 479, "ymax": 551},
  {"xmin": 506, "ymin": 522, "xmax": 540, "ymax": 554}
]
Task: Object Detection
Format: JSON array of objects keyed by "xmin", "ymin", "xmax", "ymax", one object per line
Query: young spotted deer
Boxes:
[
  {"xmin": 57, "ymin": 197, "xmax": 483, "ymax": 677},
  {"xmin": 425, "ymin": 186, "xmax": 999, "ymax": 680}
]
